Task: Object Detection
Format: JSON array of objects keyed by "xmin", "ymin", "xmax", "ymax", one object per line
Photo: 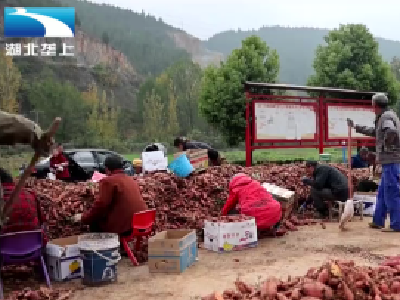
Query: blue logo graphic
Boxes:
[{"xmin": 4, "ymin": 7, "xmax": 75, "ymax": 38}]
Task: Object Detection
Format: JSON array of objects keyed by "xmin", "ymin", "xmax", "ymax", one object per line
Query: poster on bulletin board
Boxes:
[
  {"xmin": 254, "ymin": 102, "xmax": 317, "ymax": 142},
  {"xmin": 327, "ymin": 104, "xmax": 375, "ymax": 140}
]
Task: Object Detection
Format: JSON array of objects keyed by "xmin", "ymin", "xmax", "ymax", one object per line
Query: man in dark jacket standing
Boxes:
[
  {"xmin": 302, "ymin": 161, "xmax": 349, "ymax": 218},
  {"xmin": 347, "ymin": 93, "xmax": 400, "ymax": 232}
]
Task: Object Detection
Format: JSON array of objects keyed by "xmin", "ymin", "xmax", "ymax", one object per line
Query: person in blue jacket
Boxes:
[
  {"xmin": 351, "ymin": 147, "xmax": 369, "ymax": 169},
  {"xmin": 348, "ymin": 93, "xmax": 400, "ymax": 232}
]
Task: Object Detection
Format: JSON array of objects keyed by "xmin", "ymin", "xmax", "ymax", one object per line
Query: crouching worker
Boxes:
[
  {"xmin": 0, "ymin": 168, "xmax": 47, "ymax": 244},
  {"xmin": 73, "ymin": 155, "xmax": 148, "ymax": 243},
  {"xmin": 221, "ymin": 174, "xmax": 282, "ymax": 230},
  {"xmin": 302, "ymin": 161, "xmax": 348, "ymax": 218}
]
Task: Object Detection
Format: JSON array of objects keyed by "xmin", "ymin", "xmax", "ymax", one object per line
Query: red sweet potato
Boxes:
[
  {"xmin": 260, "ymin": 278, "xmax": 278, "ymax": 298},
  {"xmin": 302, "ymin": 282, "xmax": 333, "ymax": 299},
  {"xmin": 342, "ymin": 282, "xmax": 354, "ymax": 300},
  {"xmin": 234, "ymin": 280, "xmax": 252, "ymax": 294},
  {"xmin": 276, "ymin": 293, "xmax": 289, "ymax": 300},
  {"xmin": 290, "ymin": 288, "xmax": 301, "ymax": 300},
  {"xmin": 380, "ymin": 283, "xmax": 389, "ymax": 294},
  {"xmin": 317, "ymin": 269, "xmax": 329, "ymax": 284},
  {"xmin": 391, "ymin": 281, "xmax": 400, "ymax": 293}
]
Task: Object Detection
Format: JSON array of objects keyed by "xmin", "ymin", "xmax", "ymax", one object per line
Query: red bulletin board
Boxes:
[
  {"xmin": 326, "ymin": 103, "xmax": 375, "ymax": 142},
  {"xmin": 252, "ymin": 100, "xmax": 318, "ymax": 143}
]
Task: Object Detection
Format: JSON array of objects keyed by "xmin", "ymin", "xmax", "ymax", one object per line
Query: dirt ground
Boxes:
[{"xmin": 68, "ymin": 217, "xmax": 400, "ymax": 300}]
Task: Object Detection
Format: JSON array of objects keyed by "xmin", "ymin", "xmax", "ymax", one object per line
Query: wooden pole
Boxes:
[
  {"xmin": 2, "ymin": 117, "xmax": 61, "ymax": 223},
  {"xmin": 347, "ymin": 125, "xmax": 353, "ymax": 199}
]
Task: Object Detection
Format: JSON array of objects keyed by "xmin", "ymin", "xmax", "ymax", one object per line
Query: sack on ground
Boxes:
[{"xmin": 339, "ymin": 199, "xmax": 354, "ymax": 227}]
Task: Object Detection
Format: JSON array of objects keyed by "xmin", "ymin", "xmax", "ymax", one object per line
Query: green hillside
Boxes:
[
  {"xmin": 62, "ymin": 0, "xmax": 190, "ymax": 76},
  {"xmin": 204, "ymin": 26, "xmax": 400, "ymax": 85}
]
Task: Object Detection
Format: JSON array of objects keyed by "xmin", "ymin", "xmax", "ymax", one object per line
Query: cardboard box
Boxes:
[
  {"xmin": 174, "ymin": 149, "xmax": 208, "ymax": 170},
  {"xmin": 262, "ymin": 183, "xmax": 295, "ymax": 202},
  {"xmin": 148, "ymin": 230, "xmax": 197, "ymax": 274},
  {"xmin": 46, "ymin": 236, "xmax": 83, "ymax": 281},
  {"xmin": 204, "ymin": 217, "xmax": 258, "ymax": 253},
  {"xmin": 353, "ymin": 192, "xmax": 377, "ymax": 216}
]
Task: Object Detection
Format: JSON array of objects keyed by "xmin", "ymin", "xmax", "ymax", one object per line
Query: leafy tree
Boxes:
[
  {"xmin": 166, "ymin": 80, "xmax": 179, "ymax": 137},
  {"xmin": 308, "ymin": 24, "xmax": 400, "ymax": 103},
  {"xmin": 136, "ymin": 59, "xmax": 204, "ymax": 140},
  {"xmin": 102, "ymin": 32, "xmax": 110, "ymax": 45},
  {"xmin": 391, "ymin": 57, "xmax": 400, "ymax": 81},
  {"xmin": 27, "ymin": 77, "xmax": 88, "ymax": 143},
  {"xmin": 68, "ymin": 0, "xmax": 190, "ymax": 76},
  {"xmin": 82, "ymin": 84, "xmax": 100, "ymax": 145},
  {"xmin": 99, "ymin": 90, "xmax": 119, "ymax": 148},
  {"xmin": 136, "ymin": 77, "xmax": 156, "ymax": 127},
  {"xmin": 82, "ymin": 84, "xmax": 120, "ymax": 148},
  {"xmin": 199, "ymin": 36, "xmax": 280, "ymax": 146},
  {"xmin": 0, "ymin": 51, "xmax": 21, "ymax": 113},
  {"xmin": 143, "ymin": 89, "xmax": 165, "ymax": 142},
  {"xmin": 164, "ymin": 60, "xmax": 203, "ymax": 134}
]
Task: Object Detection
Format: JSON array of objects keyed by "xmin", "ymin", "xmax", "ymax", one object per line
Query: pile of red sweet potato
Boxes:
[
  {"xmin": 202, "ymin": 260, "xmax": 400, "ymax": 300},
  {"xmin": 3, "ymin": 164, "xmax": 374, "ymax": 298},
  {"xmin": 23, "ymin": 163, "xmax": 370, "ymax": 262},
  {"xmin": 6, "ymin": 287, "xmax": 73, "ymax": 300}
]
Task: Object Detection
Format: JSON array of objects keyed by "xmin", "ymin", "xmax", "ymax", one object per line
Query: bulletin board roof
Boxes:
[{"xmin": 244, "ymin": 82, "xmax": 382, "ymax": 98}]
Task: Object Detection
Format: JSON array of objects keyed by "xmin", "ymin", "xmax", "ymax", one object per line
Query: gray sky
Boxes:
[{"xmin": 89, "ymin": 0, "xmax": 399, "ymax": 41}]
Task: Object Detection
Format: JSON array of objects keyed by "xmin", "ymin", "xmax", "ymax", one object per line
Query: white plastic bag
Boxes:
[
  {"xmin": 339, "ymin": 199, "xmax": 354, "ymax": 229},
  {"xmin": 47, "ymin": 173, "xmax": 56, "ymax": 180}
]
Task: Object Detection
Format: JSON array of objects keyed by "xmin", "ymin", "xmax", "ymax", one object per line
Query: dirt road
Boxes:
[{"xmin": 70, "ymin": 218, "xmax": 400, "ymax": 300}]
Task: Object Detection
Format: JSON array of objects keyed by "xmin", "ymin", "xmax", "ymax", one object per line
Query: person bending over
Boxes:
[
  {"xmin": 221, "ymin": 173, "xmax": 282, "ymax": 230},
  {"xmin": 173, "ymin": 136, "xmax": 221, "ymax": 166},
  {"xmin": 302, "ymin": 161, "xmax": 348, "ymax": 218}
]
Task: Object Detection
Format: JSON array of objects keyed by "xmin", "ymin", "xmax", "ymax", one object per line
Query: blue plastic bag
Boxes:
[{"xmin": 168, "ymin": 154, "xmax": 194, "ymax": 177}]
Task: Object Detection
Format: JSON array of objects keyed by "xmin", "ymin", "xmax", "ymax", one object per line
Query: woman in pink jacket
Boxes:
[{"xmin": 221, "ymin": 173, "xmax": 282, "ymax": 230}]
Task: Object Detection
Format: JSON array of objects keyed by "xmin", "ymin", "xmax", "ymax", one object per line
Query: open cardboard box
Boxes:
[
  {"xmin": 46, "ymin": 236, "xmax": 83, "ymax": 281},
  {"xmin": 148, "ymin": 230, "xmax": 197, "ymax": 274}
]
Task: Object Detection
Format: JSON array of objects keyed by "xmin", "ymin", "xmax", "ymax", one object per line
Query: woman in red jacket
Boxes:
[
  {"xmin": 50, "ymin": 144, "xmax": 70, "ymax": 180},
  {"xmin": 221, "ymin": 173, "xmax": 282, "ymax": 230},
  {"xmin": 0, "ymin": 168, "xmax": 47, "ymax": 245}
]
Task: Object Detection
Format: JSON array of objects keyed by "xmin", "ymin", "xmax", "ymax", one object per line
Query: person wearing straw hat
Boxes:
[
  {"xmin": 347, "ymin": 93, "xmax": 400, "ymax": 232},
  {"xmin": 221, "ymin": 173, "xmax": 282, "ymax": 230}
]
